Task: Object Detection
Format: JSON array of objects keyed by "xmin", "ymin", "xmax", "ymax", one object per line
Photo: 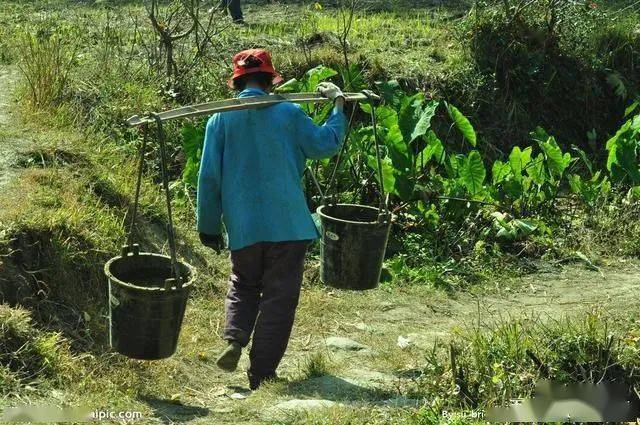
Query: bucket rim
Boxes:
[
  {"xmin": 104, "ymin": 251, "xmax": 196, "ymax": 292},
  {"xmin": 316, "ymin": 203, "xmax": 391, "ymax": 226}
]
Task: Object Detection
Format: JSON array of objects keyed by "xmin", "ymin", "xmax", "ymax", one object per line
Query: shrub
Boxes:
[
  {"xmin": 460, "ymin": 0, "xmax": 640, "ymax": 152},
  {"xmin": 16, "ymin": 27, "xmax": 77, "ymax": 109},
  {"xmin": 412, "ymin": 312, "xmax": 640, "ymax": 410}
]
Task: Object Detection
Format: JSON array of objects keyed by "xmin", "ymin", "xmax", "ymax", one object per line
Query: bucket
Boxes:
[
  {"xmin": 104, "ymin": 248, "xmax": 195, "ymax": 360},
  {"xmin": 316, "ymin": 204, "xmax": 391, "ymax": 290}
]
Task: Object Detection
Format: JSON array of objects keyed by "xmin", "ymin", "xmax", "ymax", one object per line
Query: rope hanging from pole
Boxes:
[
  {"xmin": 151, "ymin": 113, "xmax": 183, "ymax": 287},
  {"xmin": 305, "ymin": 90, "xmax": 389, "ymax": 218},
  {"xmin": 127, "ymin": 125, "xmax": 148, "ymax": 249}
]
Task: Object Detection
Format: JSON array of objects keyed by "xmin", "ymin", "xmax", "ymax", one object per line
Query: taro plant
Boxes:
[
  {"xmin": 359, "ymin": 80, "xmax": 443, "ymax": 202},
  {"xmin": 181, "ymin": 122, "xmax": 205, "ymax": 188},
  {"xmin": 177, "ymin": 66, "xmax": 633, "ymax": 254},
  {"xmin": 605, "ymin": 102, "xmax": 640, "ymax": 185},
  {"xmin": 275, "ymin": 65, "xmax": 338, "ymax": 124}
]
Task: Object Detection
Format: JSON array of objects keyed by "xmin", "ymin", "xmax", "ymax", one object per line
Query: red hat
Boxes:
[{"xmin": 228, "ymin": 48, "xmax": 283, "ymax": 88}]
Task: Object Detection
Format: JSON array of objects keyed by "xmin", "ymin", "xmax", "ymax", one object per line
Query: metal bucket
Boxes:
[
  {"xmin": 317, "ymin": 204, "xmax": 391, "ymax": 290},
  {"xmin": 105, "ymin": 248, "xmax": 195, "ymax": 360}
]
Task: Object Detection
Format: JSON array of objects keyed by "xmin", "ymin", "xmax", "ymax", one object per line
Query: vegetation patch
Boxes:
[
  {"xmin": 411, "ymin": 312, "xmax": 640, "ymax": 414},
  {"xmin": 0, "ymin": 303, "xmax": 76, "ymax": 396},
  {"xmin": 14, "ymin": 147, "xmax": 87, "ymax": 169}
]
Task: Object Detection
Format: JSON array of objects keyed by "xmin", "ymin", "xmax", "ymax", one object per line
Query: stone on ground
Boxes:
[
  {"xmin": 345, "ymin": 369, "xmax": 396, "ymax": 387},
  {"xmin": 263, "ymin": 399, "xmax": 338, "ymax": 420},
  {"xmin": 324, "ymin": 336, "xmax": 368, "ymax": 351},
  {"xmin": 380, "ymin": 396, "xmax": 423, "ymax": 407}
]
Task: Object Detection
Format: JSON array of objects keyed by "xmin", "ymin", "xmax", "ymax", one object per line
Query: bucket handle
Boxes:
[
  {"xmin": 307, "ymin": 89, "xmax": 389, "ymax": 218},
  {"xmin": 121, "ymin": 244, "xmax": 140, "ymax": 257},
  {"xmin": 123, "ymin": 124, "xmax": 149, "ymax": 255},
  {"xmin": 364, "ymin": 89, "xmax": 388, "ymax": 217},
  {"xmin": 123, "ymin": 118, "xmax": 184, "ymax": 289},
  {"xmin": 151, "ymin": 113, "xmax": 183, "ymax": 288}
]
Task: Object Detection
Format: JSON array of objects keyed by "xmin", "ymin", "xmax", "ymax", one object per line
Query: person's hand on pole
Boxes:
[
  {"xmin": 317, "ymin": 82, "xmax": 345, "ymax": 108},
  {"xmin": 199, "ymin": 232, "xmax": 225, "ymax": 253}
]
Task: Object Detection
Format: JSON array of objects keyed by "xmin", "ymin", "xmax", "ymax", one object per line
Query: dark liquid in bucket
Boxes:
[
  {"xmin": 324, "ymin": 205, "xmax": 379, "ymax": 222},
  {"xmin": 118, "ymin": 269, "xmax": 172, "ymax": 288}
]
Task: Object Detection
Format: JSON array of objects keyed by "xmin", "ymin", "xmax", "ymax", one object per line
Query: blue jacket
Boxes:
[{"xmin": 197, "ymin": 88, "xmax": 347, "ymax": 251}]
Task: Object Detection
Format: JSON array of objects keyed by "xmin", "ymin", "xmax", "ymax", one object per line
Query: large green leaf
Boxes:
[
  {"xmin": 568, "ymin": 172, "xmax": 611, "ymax": 208},
  {"xmin": 492, "ymin": 160, "xmax": 511, "ymax": 184},
  {"xmin": 624, "ymin": 101, "xmax": 639, "ymax": 118},
  {"xmin": 447, "ymin": 103, "xmax": 476, "ymax": 147},
  {"xmin": 526, "ymin": 153, "xmax": 547, "ymax": 185},
  {"xmin": 606, "ymin": 119, "xmax": 632, "ymax": 172},
  {"xmin": 181, "ymin": 122, "xmax": 205, "ymax": 188},
  {"xmin": 304, "ymin": 65, "xmax": 338, "ymax": 91},
  {"xmin": 416, "ymin": 130, "xmax": 444, "ymax": 170},
  {"xmin": 445, "ymin": 154, "xmax": 462, "ymax": 178},
  {"xmin": 349, "ymin": 126, "xmax": 374, "ymax": 151},
  {"xmin": 411, "ymin": 100, "xmax": 439, "ymax": 142},
  {"xmin": 183, "ymin": 157, "xmax": 200, "ymax": 188},
  {"xmin": 492, "ymin": 212, "xmax": 538, "ymax": 241},
  {"xmin": 374, "ymin": 80, "xmax": 403, "ymax": 106},
  {"xmin": 385, "ymin": 124, "xmax": 411, "ymax": 171},
  {"xmin": 513, "ymin": 219, "xmax": 538, "ymax": 236},
  {"xmin": 275, "ymin": 78, "xmax": 302, "ymax": 93},
  {"xmin": 375, "ymin": 106, "xmax": 399, "ymax": 129},
  {"xmin": 181, "ymin": 123, "xmax": 205, "ymax": 160},
  {"xmin": 530, "ymin": 126, "xmax": 551, "ymax": 144},
  {"xmin": 276, "ymin": 65, "xmax": 337, "ymax": 94},
  {"xmin": 539, "ymin": 136, "xmax": 572, "ymax": 178},
  {"xmin": 459, "ymin": 150, "xmax": 485, "ymax": 195},
  {"xmin": 340, "ymin": 63, "xmax": 366, "ymax": 91},
  {"xmin": 504, "ymin": 179, "xmax": 524, "ymax": 200},
  {"xmin": 367, "ymin": 155, "xmax": 398, "ymax": 197},
  {"xmin": 398, "ymin": 93, "xmax": 425, "ymax": 143},
  {"xmin": 508, "ymin": 146, "xmax": 532, "ymax": 180},
  {"xmin": 606, "ymin": 124, "xmax": 640, "ymax": 184}
]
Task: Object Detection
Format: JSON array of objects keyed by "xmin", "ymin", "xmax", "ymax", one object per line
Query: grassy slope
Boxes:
[{"xmin": 1, "ymin": 1, "xmax": 640, "ymax": 424}]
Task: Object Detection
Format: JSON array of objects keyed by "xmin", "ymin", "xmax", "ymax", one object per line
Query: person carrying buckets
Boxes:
[{"xmin": 196, "ymin": 48, "xmax": 347, "ymax": 390}]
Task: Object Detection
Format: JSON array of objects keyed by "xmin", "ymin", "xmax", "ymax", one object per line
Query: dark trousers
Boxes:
[
  {"xmin": 224, "ymin": 240, "xmax": 309, "ymax": 379},
  {"xmin": 218, "ymin": 0, "xmax": 243, "ymax": 22}
]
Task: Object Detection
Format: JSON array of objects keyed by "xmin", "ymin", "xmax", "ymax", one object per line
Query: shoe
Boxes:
[
  {"xmin": 216, "ymin": 341, "xmax": 242, "ymax": 372},
  {"xmin": 248, "ymin": 371, "xmax": 278, "ymax": 390},
  {"xmin": 232, "ymin": 18, "xmax": 245, "ymax": 25}
]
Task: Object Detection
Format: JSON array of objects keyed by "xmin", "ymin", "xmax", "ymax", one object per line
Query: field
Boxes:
[{"xmin": 1, "ymin": 0, "xmax": 640, "ymax": 423}]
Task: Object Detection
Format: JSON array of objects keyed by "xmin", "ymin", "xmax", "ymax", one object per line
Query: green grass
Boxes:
[
  {"xmin": 1, "ymin": 0, "xmax": 640, "ymax": 423},
  {"xmin": 411, "ymin": 311, "xmax": 640, "ymax": 412},
  {"xmin": 0, "ymin": 304, "xmax": 78, "ymax": 396}
]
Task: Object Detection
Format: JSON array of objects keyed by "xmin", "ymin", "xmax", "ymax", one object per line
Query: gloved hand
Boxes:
[
  {"xmin": 199, "ymin": 233, "xmax": 225, "ymax": 253},
  {"xmin": 317, "ymin": 82, "xmax": 345, "ymax": 102}
]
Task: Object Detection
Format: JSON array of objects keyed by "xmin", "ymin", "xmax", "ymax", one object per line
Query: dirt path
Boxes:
[
  {"xmin": 164, "ymin": 260, "xmax": 640, "ymax": 423},
  {"xmin": 0, "ymin": 66, "xmax": 27, "ymax": 190}
]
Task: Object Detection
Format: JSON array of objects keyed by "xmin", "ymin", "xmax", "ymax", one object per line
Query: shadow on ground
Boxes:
[
  {"xmin": 139, "ymin": 395, "xmax": 210, "ymax": 424},
  {"xmin": 282, "ymin": 374, "xmax": 393, "ymax": 403}
]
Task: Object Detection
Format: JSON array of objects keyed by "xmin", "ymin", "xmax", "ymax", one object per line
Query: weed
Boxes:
[
  {"xmin": 413, "ymin": 312, "xmax": 640, "ymax": 410},
  {"xmin": 16, "ymin": 27, "xmax": 77, "ymax": 109},
  {"xmin": 298, "ymin": 351, "xmax": 335, "ymax": 380},
  {"xmin": 0, "ymin": 304, "xmax": 76, "ymax": 394}
]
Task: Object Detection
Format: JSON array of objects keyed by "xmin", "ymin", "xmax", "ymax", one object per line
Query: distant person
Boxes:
[
  {"xmin": 219, "ymin": 0, "xmax": 244, "ymax": 24},
  {"xmin": 196, "ymin": 48, "xmax": 347, "ymax": 390}
]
